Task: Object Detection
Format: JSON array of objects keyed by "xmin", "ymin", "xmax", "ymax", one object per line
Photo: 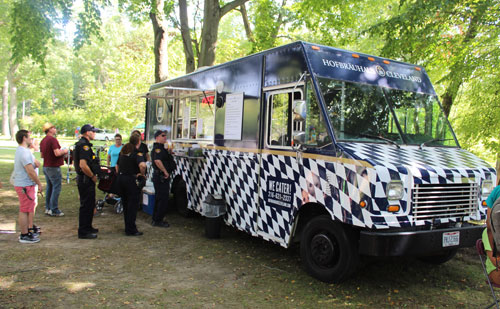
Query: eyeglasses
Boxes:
[{"xmin": 160, "ymin": 134, "xmax": 166, "ymax": 137}]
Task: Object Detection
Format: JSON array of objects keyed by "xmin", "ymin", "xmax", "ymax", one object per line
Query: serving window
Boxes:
[
  {"xmin": 142, "ymin": 87, "xmax": 215, "ymax": 142},
  {"xmin": 173, "ymin": 93, "xmax": 215, "ymax": 141}
]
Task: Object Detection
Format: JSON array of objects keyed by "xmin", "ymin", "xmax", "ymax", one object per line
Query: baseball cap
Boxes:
[
  {"xmin": 42, "ymin": 122, "xmax": 55, "ymax": 133},
  {"xmin": 81, "ymin": 124, "xmax": 98, "ymax": 134},
  {"xmin": 154, "ymin": 130, "xmax": 166, "ymax": 138}
]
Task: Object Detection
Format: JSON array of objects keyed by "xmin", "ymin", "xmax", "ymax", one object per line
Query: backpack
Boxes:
[{"xmin": 489, "ymin": 197, "xmax": 500, "ymax": 256}]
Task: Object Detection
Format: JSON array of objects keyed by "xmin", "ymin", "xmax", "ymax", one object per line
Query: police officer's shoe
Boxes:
[
  {"xmin": 90, "ymin": 227, "xmax": 99, "ymax": 233},
  {"xmin": 78, "ymin": 233, "xmax": 98, "ymax": 239},
  {"xmin": 151, "ymin": 221, "xmax": 170, "ymax": 228},
  {"xmin": 125, "ymin": 231, "xmax": 143, "ymax": 236}
]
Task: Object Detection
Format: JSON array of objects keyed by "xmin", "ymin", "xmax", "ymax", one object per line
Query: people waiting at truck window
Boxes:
[
  {"xmin": 131, "ymin": 130, "xmax": 150, "ymax": 162},
  {"xmin": 116, "ymin": 134, "xmax": 147, "ymax": 236},
  {"xmin": 107, "ymin": 134, "xmax": 123, "ymax": 168}
]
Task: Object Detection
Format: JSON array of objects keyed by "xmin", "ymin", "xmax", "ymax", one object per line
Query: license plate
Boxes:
[{"xmin": 442, "ymin": 231, "xmax": 460, "ymax": 247}]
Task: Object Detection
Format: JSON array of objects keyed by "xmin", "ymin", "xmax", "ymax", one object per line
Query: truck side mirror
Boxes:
[{"xmin": 293, "ymin": 100, "xmax": 306, "ymax": 121}]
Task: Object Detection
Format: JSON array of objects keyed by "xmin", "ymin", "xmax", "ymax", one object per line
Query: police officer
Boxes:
[
  {"xmin": 116, "ymin": 134, "xmax": 147, "ymax": 236},
  {"xmin": 151, "ymin": 130, "xmax": 176, "ymax": 227},
  {"xmin": 74, "ymin": 124, "xmax": 99, "ymax": 239},
  {"xmin": 131, "ymin": 130, "xmax": 150, "ymax": 162}
]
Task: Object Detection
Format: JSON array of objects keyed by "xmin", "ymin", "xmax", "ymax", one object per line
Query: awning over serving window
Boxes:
[{"xmin": 138, "ymin": 86, "xmax": 216, "ymax": 100}]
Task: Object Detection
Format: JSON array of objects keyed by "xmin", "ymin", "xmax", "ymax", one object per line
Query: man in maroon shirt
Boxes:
[{"xmin": 40, "ymin": 123, "xmax": 69, "ymax": 216}]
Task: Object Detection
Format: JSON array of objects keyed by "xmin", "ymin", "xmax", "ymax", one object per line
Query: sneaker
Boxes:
[
  {"xmin": 49, "ymin": 210, "xmax": 65, "ymax": 217},
  {"xmin": 32, "ymin": 225, "xmax": 41, "ymax": 234},
  {"xmin": 19, "ymin": 233, "xmax": 40, "ymax": 244},
  {"xmin": 45, "ymin": 209, "xmax": 50, "ymax": 215},
  {"xmin": 28, "ymin": 228, "xmax": 40, "ymax": 238}
]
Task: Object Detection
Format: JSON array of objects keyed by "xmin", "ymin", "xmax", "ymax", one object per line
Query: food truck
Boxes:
[{"xmin": 142, "ymin": 41, "xmax": 496, "ymax": 282}]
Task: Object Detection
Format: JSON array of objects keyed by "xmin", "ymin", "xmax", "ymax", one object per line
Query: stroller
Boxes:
[
  {"xmin": 95, "ymin": 146, "xmax": 123, "ymax": 214},
  {"xmin": 96, "ymin": 166, "xmax": 123, "ymax": 214}
]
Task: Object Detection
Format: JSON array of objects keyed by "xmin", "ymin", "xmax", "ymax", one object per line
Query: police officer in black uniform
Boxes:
[
  {"xmin": 74, "ymin": 124, "xmax": 99, "ymax": 239},
  {"xmin": 116, "ymin": 134, "xmax": 147, "ymax": 236},
  {"xmin": 131, "ymin": 130, "xmax": 150, "ymax": 162},
  {"xmin": 151, "ymin": 130, "xmax": 176, "ymax": 227}
]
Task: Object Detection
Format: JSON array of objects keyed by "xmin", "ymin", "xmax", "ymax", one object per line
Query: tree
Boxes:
[
  {"xmin": 368, "ymin": 0, "xmax": 500, "ymax": 116},
  {"xmin": 0, "ymin": 0, "xmax": 11, "ymax": 136}
]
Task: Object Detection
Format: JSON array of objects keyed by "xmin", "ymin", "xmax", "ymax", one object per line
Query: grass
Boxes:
[{"xmin": 0, "ymin": 144, "xmax": 497, "ymax": 308}]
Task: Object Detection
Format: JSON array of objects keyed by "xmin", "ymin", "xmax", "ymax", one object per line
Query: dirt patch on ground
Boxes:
[{"xmin": 0, "ymin": 176, "xmax": 496, "ymax": 308}]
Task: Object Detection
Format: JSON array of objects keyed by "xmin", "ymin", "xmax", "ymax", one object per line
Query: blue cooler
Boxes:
[{"xmin": 142, "ymin": 188, "xmax": 155, "ymax": 215}]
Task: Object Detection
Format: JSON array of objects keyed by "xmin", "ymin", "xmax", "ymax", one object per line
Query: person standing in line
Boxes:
[
  {"xmin": 74, "ymin": 124, "xmax": 100, "ymax": 239},
  {"xmin": 107, "ymin": 134, "xmax": 123, "ymax": 170},
  {"xmin": 131, "ymin": 130, "xmax": 150, "ymax": 162},
  {"xmin": 40, "ymin": 123, "xmax": 69, "ymax": 217},
  {"xmin": 151, "ymin": 130, "xmax": 176, "ymax": 228},
  {"xmin": 116, "ymin": 134, "xmax": 147, "ymax": 236},
  {"xmin": 13, "ymin": 130, "xmax": 43, "ymax": 243}
]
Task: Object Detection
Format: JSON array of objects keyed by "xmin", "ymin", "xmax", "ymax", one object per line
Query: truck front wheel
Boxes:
[{"xmin": 300, "ymin": 215, "xmax": 358, "ymax": 283}]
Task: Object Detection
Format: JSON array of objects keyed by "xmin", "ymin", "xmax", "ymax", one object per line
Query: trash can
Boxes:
[{"xmin": 202, "ymin": 195, "xmax": 226, "ymax": 239}]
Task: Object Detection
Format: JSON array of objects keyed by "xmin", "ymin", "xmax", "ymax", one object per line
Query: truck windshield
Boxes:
[{"xmin": 317, "ymin": 77, "xmax": 458, "ymax": 147}]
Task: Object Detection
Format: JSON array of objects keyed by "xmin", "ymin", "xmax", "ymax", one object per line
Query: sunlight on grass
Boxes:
[
  {"xmin": 63, "ymin": 281, "xmax": 96, "ymax": 292},
  {"xmin": 0, "ymin": 277, "xmax": 14, "ymax": 289},
  {"xmin": 0, "ymin": 220, "xmax": 16, "ymax": 232}
]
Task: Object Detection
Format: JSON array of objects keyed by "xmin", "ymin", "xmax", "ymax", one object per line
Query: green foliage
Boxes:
[
  {"xmin": 9, "ymin": 0, "xmax": 72, "ymax": 67},
  {"xmin": 21, "ymin": 108, "xmax": 88, "ymax": 135},
  {"xmin": 249, "ymin": 0, "xmax": 293, "ymax": 52},
  {"xmin": 451, "ymin": 72, "xmax": 500, "ymax": 164},
  {"xmin": 74, "ymin": 0, "xmax": 110, "ymax": 49},
  {"xmin": 215, "ymin": 10, "xmax": 252, "ymax": 63}
]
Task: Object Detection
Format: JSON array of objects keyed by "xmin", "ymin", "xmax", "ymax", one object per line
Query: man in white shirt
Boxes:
[{"xmin": 13, "ymin": 130, "xmax": 43, "ymax": 243}]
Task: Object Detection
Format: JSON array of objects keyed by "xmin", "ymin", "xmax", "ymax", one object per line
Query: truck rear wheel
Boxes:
[{"xmin": 300, "ymin": 215, "xmax": 358, "ymax": 283}]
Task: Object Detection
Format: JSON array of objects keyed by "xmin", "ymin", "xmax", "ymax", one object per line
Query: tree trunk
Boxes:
[
  {"xmin": 179, "ymin": 0, "xmax": 195, "ymax": 73},
  {"xmin": 2, "ymin": 78, "xmax": 9, "ymax": 137},
  {"xmin": 198, "ymin": 0, "xmax": 249, "ymax": 68},
  {"xmin": 8, "ymin": 63, "xmax": 19, "ymax": 139},
  {"xmin": 439, "ymin": 8, "xmax": 481, "ymax": 117},
  {"xmin": 239, "ymin": 4, "xmax": 254, "ymax": 43},
  {"xmin": 150, "ymin": 0, "xmax": 169, "ymax": 83},
  {"xmin": 441, "ymin": 81, "xmax": 459, "ymax": 117}
]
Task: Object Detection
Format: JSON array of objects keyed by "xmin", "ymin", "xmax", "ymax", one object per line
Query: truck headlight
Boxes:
[
  {"xmin": 482, "ymin": 180, "xmax": 494, "ymax": 197},
  {"xmin": 386, "ymin": 180, "xmax": 404, "ymax": 200}
]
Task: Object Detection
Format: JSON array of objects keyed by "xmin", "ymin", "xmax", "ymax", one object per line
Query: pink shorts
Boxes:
[{"xmin": 15, "ymin": 185, "xmax": 37, "ymax": 212}]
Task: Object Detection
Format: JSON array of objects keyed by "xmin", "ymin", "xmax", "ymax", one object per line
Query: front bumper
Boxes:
[{"xmin": 358, "ymin": 224, "xmax": 484, "ymax": 256}]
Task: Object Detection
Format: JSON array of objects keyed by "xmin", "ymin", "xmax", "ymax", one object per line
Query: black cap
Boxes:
[
  {"xmin": 81, "ymin": 124, "xmax": 97, "ymax": 134},
  {"xmin": 154, "ymin": 130, "xmax": 166, "ymax": 138}
]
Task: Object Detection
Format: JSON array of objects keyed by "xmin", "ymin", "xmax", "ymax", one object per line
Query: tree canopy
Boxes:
[{"xmin": 0, "ymin": 0, "xmax": 499, "ymax": 165}]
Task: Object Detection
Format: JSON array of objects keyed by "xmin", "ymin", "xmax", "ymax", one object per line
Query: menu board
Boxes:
[{"xmin": 224, "ymin": 92, "xmax": 244, "ymax": 140}]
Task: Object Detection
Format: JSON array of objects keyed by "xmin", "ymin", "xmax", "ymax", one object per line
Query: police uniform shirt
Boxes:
[
  {"xmin": 74, "ymin": 137, "xmax": 95, "ymax": 175},
  {"xmin": 118, "ymin": 149, "xmax": 145, "ymax": 175},
  {"xmin": 138, "ymin": 143, "xmax": 149, "ymax": 157},
  {"xmin": 152, "ymin": 143, "xmax": 176, "ymax": 174}
]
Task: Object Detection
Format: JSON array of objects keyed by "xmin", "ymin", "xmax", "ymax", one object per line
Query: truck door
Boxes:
[{"xmin": 257, "ymin": 86, "xmax": 304, "ymax": 245}]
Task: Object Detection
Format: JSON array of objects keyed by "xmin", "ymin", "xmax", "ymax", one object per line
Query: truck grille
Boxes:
[{"xmin": 412, "ymin": 183, "xmax": 479, "ymax": 222}]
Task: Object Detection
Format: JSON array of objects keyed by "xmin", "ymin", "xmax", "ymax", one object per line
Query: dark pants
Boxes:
[
  {"xmin": 152, "ymin": 176, "xmax": 170, "ymax": 223},
  {"xmin": 77, "ymin": 175, "xmax": 96, "ymax": 235},
  {"xmin": 118, "ymin": 175, "xmax": 141, "ymax": 234}
]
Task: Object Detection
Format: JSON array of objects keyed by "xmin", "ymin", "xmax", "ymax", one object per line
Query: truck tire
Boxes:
[
  {"xmin": 300, "ymin": 215, "xmax": 358, "ymax": 283},
  {"xmin": 418, "ymin": 249, "xmax": 458, "ymax": 265},
  {"xmin": 173, "ymin": 179, "xmax": 191, "ymax": 217}
]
